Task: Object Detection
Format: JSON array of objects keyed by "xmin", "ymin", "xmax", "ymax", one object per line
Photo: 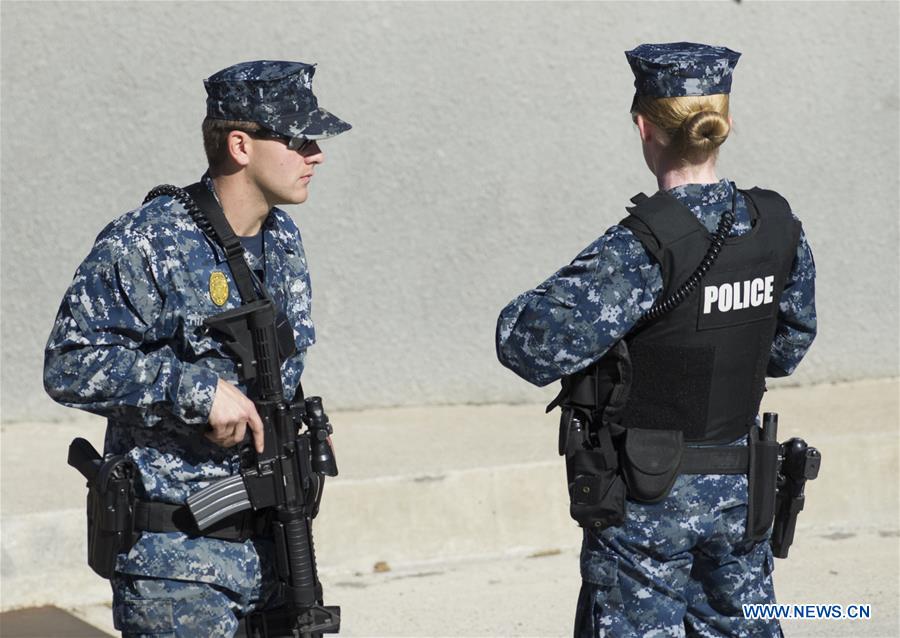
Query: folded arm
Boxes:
[{"xmin": 496, "ymin": 226, "xmax": 662, "ymax": 387}]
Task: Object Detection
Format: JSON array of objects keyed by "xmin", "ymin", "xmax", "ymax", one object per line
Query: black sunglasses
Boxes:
[{"xmin": 250, "ymin": 129, "xmax": 317, "ymax": 153}]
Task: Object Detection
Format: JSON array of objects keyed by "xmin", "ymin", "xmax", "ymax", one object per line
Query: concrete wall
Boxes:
[{"xmin": 2, "ymin": 1, "xmax": 898, "ymax": 421}]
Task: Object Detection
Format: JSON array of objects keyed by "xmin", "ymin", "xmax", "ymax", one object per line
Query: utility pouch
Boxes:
[
  {"xmin": 561, "ymin": 409, "xmax": 626, "ymax": 531},
  {"xmin": 567, "ymin": 449, "xmax": 627, "ymax": 531},
  {"xmin": 69, "ymin": 438, "xmax": 138, "ymax": 579},
  {"xmin": 621, "ymin": 428, "xmax": 684, "ymax": 503},
  {"xmin": 746, "ymin": 426, "xmax": 779, "ymax": 541},
  {"xmin": 552, "ymin": 341, "xmax": 633, "ymax": 531}
]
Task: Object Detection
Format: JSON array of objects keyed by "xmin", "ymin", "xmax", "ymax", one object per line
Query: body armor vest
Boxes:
[{"xmin": 617, "ymin": 187, "xmax": 801, "ymax": 444}]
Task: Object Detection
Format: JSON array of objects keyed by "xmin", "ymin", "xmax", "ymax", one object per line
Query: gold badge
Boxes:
[{"xmin": 209, "ymin": 272, "xmax": 229, "ymax": 306}]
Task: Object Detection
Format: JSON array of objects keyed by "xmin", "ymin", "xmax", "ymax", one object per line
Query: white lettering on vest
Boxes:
[
  {"xmin": 702, "ymin": 275, "xmax": 776, "ymax": 314},
  {"xmin": 751, "ymin": 278, "xmax": 765, "ymax": 306},
  {"xmin": 764, "ymin": 275, "xmax": 774, "ymax": 304},
  {"xmin": 703, "ymin": 286, "xmax": 718, "ymax": 314},
  {"xmin": 733, "ymin": 280, "xmax": 746, "ymax": 310},
  {"xmin": 719, "ymin": 283, "xmax": 733, "ymax": 311}
]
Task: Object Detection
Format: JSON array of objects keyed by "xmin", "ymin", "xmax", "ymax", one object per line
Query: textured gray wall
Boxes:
[{"xmin": 2, "ymin": 1, "xmax": 898, "ymax": 422}]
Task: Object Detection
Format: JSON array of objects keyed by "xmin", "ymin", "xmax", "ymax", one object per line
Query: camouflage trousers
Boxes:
[
  {"xmin": 111, "ymin": 532, "xmax": 279, "ymax": 637},
  {"xmin": 575, "ymin": 472, "xmax": 782, "ymax": 638}
]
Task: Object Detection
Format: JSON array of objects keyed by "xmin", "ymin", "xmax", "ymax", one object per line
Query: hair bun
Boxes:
[{"xmin": 681, "ymin": 110, "xmax": 730, "ymax": 154}]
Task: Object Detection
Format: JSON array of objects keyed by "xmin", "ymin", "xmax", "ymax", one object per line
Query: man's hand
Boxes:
[{"xmin": 206, "ymin": 378, "xmax": 265, "ymax": 453}]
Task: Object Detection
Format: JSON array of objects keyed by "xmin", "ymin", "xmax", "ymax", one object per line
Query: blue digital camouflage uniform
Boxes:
[
  {"xmin": 496, "ymin": 43, "xmax": 816, "ymax": 638},
  {"xmin": 44, "ymin": 60, "xmax": 350, "ymax": 636}
]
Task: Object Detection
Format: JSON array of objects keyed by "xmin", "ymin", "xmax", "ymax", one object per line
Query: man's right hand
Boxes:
[{"xmin": 206, "ymin": 378, "xmax": 265, "ymax": 453}]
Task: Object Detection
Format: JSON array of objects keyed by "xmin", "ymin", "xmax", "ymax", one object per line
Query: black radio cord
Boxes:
[
  {"xmin": 638, "ymin": 190, "xmax": 737, "ymax": 325},
  {"xmin": 144, "ymin": 184, "xmax": 216, "ymax": 240}
]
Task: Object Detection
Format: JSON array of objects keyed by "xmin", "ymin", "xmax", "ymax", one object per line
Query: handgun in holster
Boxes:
[
  {"xmin": 67, "ymin": 437, "xmax": 138, "ymax": 578},
  {"xmin": 771, "ymin": 436, "xmax": 821, "ymax": 558}
]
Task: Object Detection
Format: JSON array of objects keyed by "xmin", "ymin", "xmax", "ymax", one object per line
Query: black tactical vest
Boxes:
[{"xmin": 617, "ymin": 187, "xmax": 801, "ymax": 444}]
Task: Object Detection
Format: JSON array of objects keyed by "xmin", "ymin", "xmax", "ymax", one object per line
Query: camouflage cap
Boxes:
[
  {"xmin": 625, "ymin": 42, "xmax": 741, "ymax": 101},
  {"xmin": 204, "ymin": 60, "xmax": 351, "ymax": 141}
]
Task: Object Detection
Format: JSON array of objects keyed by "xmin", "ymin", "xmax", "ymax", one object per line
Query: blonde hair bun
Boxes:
[
  {"xmin": 632, "ymin": 94, "xmax": 731, "ymax": 163},
  {"xmin": 681, "ymin": 110, "xmax": 730, "ymax": 155}
]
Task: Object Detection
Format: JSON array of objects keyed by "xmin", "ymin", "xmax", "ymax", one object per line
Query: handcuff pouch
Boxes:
[{"xmin": 621, "ymin": 428, "xmax": 683, "ymax": 503}]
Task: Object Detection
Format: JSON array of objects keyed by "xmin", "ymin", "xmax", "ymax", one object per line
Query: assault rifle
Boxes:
[{"xmin": 186, "ymin": 299, "xmax": 339, "ymax": 638}]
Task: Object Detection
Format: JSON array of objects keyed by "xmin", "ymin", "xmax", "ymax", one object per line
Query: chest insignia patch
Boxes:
[{"xmin": 209, "ymin": 271, "xmax": 229, "ymax": 306}]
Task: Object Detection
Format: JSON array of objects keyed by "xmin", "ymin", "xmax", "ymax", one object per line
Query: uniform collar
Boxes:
[{"xmin": 665, "ymin": 178, "xmax": 733, "ymax": 206}]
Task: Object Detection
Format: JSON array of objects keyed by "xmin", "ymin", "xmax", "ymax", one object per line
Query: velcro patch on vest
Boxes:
[
  {"xmin": 697, "ymin": 260, "xmax": 778, "ymax": 330},
  {"xmin": 622, "ymin": 343, "xmax": 714, "ymax": 440}
]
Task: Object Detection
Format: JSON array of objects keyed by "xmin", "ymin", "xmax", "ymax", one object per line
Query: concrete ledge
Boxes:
[{"xmin": 2, "ymin": 379, "xmax": 897, "ymax": 612}]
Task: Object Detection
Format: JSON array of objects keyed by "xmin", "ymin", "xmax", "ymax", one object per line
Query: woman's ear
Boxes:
[{"xmin": 635, "ymin": 113, "xmax": 653, "ymax": 144}]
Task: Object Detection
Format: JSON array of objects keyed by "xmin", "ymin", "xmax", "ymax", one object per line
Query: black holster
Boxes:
[
  {"xmin": 68, "ymin": 438, "xmax": 139, "ymax": 578},
  {"xmin": 88, "ymin": 459, "xmax": 138, "ymax": 577}
]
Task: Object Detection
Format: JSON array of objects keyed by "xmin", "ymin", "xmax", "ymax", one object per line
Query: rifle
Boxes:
[{"xmin": 186, "ymin": 299, "xmax": 340, "ymax": 638}]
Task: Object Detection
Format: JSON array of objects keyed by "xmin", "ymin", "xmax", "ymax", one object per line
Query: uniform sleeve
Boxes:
[
  {"xmin": 496, "ymin": 226, "xmax": 663, "ymax": 387},
  {"xmin": 43, "ymin": 230, "xmax": 220, "ymax": 425},
  {"xmin": 767, "ymin": 224, "xmax": 817, "ymax": 377}
]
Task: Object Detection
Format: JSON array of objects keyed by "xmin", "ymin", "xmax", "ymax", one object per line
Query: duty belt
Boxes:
[
  {"xmin": 133, "ymin": 500, "xmax": 270, "ymax": 542},
  {"xmin": 680, "ymin": 445, "xmax": 749, "ymax": 474}
]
